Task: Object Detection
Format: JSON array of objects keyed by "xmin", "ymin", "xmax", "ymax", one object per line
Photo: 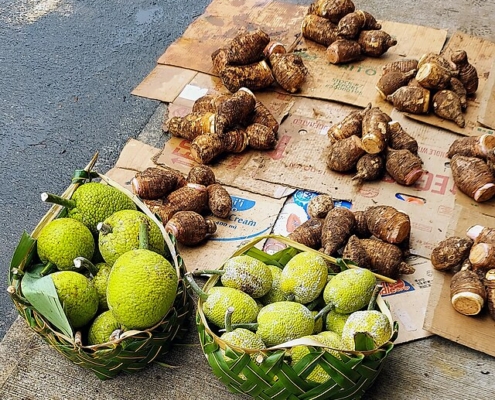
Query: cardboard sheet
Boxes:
[
  {"xmin": 478, "ymin": 58, "xmax": 495, "ymax": 130},
  {"xmin": 424, "ymin": 205, "xmax": 495, "ymax": 357}
]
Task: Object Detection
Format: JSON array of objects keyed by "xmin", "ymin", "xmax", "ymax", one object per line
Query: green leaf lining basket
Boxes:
[
  {"xmin": 196, "ymin": 234, "xmax": 399, "ymax": 400},
  {"xmin": 7, "ymin": 153, "xmax": 192, "ymax": 380}
]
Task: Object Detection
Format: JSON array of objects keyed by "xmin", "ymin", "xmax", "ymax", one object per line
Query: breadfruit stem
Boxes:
[
  {"xmin": 73, "ymin": 257, "xmax": 99, "ymax": 277},
  {"xmin": 97, "ymin": 222, "xmax": 113, "ymax": 235},
  {"xmin": 138, "ymin": 222, "xmax": 149, "ymax": 250},
  {"xmin": 41, "ymin": 192, "xmax": 76, "ymax": 209},
  {"xmin": 184, "ymin": 272, "xmax": 209, "ymax": 302},
  {"xmin": 230, "ymin": 323, "xmax": 258, "ymax": 331},
  {"xmin": 7, "ymin": 285, "xmax": 31, "ymax": 307},
  {"xmin": 367, "ymin": 283, "xmax": 383, "ymax": 311},
  {"xmin": 314, "ymin": 302, "xmax": 334, "ymax": 322},
  {"xmin": 40, "ymin": 262, "xmax": 56, "ymax": 276},
  {"xmin": 224, "ymin": 306, "xmax": 235, "ymax": 333},
  {"xmin": 192, "ymin": 269, "xmax": 225, "ymax": 276}
]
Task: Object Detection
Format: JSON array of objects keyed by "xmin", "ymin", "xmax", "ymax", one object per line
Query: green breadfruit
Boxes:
[
  {"xmin": 106, "ymin": 249, "xmax": 178, "ymax": 330},
  {"xmin": 92, "ymin": 263, "xmax": 111, "ymax": 311},
  {"xmin": 98, "ymin": 210, "xmax": 166, "ymax": 266},
  {"xmin": 260, "ymin": 265, "xmax": 291, "ymax": 305},
  {"xmin": 221, "ymin": 255, "xmax": 273, "ymax": 298},
  {"xmin": 66, "ymin": 182, "xmax": 137, "ymax": 235},
  {"xmin": 87, "ymin": 310, "xmax": 122, "ymax": 345},
  {"xmin": 280, "ymin": 251, "xmax": 328, "ymax": 304},
  {"xmin": 257, "ymin": 301, "xmax": 314, "ymax": 347},
  {"xmin": 37, "ymin": 218, "xmax": 95, "ymax": 271},
  {"xmin": 341, "ymin": 310, "xmax": 392, "ymax": 351},
  {"xmin": 51, "ymin": 271, "xmax": 99, "ymax": 329},
  {"xmin": 323, "ymin": 268, "xmax": 376, "ymax": 314}
]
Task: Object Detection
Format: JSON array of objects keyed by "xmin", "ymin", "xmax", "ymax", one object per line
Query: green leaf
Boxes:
[
  {"xmin": 353, "ymin": 332, "xmax": 376, "ymax": 352},
  {"xmin": 244, "ymin": 247, "xmax": 284, "ymax": 268},
  {"xmin": 9, "ymin": 232, "xmax": 37, "ymax": 277},
  {"xmin": 21, "ymin": 265, "xmax": 73, "ymax": 338},
  {"xmin": 272, "ymin": 247, "xmax": 299, "ymax": 266}
]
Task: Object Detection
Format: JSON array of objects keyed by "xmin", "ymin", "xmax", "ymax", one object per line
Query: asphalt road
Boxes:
[{"xmin": 0, "ymin": 0, "xmax": 212, "ymax": 339}]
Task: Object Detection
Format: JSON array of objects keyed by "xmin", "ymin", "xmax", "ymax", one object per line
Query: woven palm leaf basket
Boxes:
[
  {"xmin": 7, "ymin": 153, "xmax": 192, "ymax": 380},
  {"xmin": 195, "ymin": 234, "xmax": 399, "ymax": 400}
]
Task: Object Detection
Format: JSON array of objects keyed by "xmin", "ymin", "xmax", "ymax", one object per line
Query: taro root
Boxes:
[
  {"xmin": 447, "ymin": 134, "xmax": 495, "ymax": 160},
  {"xmin": 224, "ymin": 28, "xmax": 271, "ymax": 65},
  {"xmin": 321, "ymin": 206, "xmax": 356, "ymax": 255},
  {"xmin": 353, "ymin": 210, "xmax": 371, "ymax": 238},
  {"xmin": 361, "ymin": 106, "xmax": 390, "ymax": 154},
  {"xmin": 336, "ymin": 10, "xmax": 381, "ymax": 39},
  {"xmin": 386, "ymin": 85, "xmax": 431, "ymax": 115},
  {"xmin": 388, "ymin": 121, "xmax": 418, "ymax": 155},
  {"xmin": 430, "ymin": 236, "xmax": 473, "ymax": 271},
  {"xmin": 376, "ymin": 70, "xmax": 416, "ymax": 98},
  {"xmin": 307, "ymin": 194, "xmax": 334, "ymax": 219},
  {"xmin": 192, "ymin": 93, "xmax": 231, "ymax": 114},
  {"xmin": 288, "ymin": 217, "xmax": 324, "ymax": 249},
  {"xmin": 165, "ymin": 211, "xmax": 217, "ymax": 246},
  {"xmin": 268, "ymin": 52, "xmax": 308, "ymax": 93},
  {"xmin": 469, "ymin": 242, "xmax": 495, "ymax": 271},
  {"xmin": 301, "ymin": 14, "xmax": 340, "ymax": 47},
  {"xmin": 187, "ymin": 165, "xmax": 216, "ymax": 187},
  {"xmin": 211, "ymin": 48, "xmax": 230, "ymax": 74},
  {"xmin": 417, "ymin": 52, "xmax": 456, "ymax": 73},
  {"xmin": 219, "ymin": 60, "xmax": 275, "ymax": 93},
  {"xmin": 450, "ymin": 154, "xmax": 495, "ymax": 202},
  {"xmin": 131, "ymin": 167, "xmax": 186, "ymax": 200},
  {"xmin": 342, "ymin": 234, "xmax": 371, "ymax": 269},
  {"xmin": 207, "ymin": 183, "xmax": 232, "ymax": 219},
  {"xmin": 450, "ymin": 267, "xmax": 486, "ymax": 316},
  {"xmin": 165, "ymin": 112, "xmax": 217, "ymax": 140},
  {"xmin": 326, "ymin": 135, "xmax": 365, "ymax": 172},
  {"xmin": 307, "ymin": 0, "xmax": 356, "ymax": 24},
  {"xmin": 449, "ymin": 77, "xmax": 468, "ymax": 110},
  {"xmin": 381, "ymin": 59, "xmax": 419, "ymax": 75},
  {"xmin": 432, "ymin": 90, "xmax": 465, "ymax": 128},
  {"xmin": 142, "ymin": 199, "xmax": 179, "ymax": 225},
  {"xmin": 357, "ymin": 30, "xmax": 397, "ymax": 57},
  {"xmin": 248, "ymin": 101, "xmax": 279, "ymax": 133},
  {"xmin": 166, "ymin": 183, "xmax": 209, "ymax": 214},
  {"xmin": 385, "ymin": 148, "xmax": 424, "ymax": 186},
  {"xmin": 326, "ymin": 103, "xmax": 371, "ymax": 143},
  {"xmin": 451, "ymin": 49, "xmax": 479, "ymax": 95},
  {"xmin": 326, "ymin": 39, "xmax": 363, "ymax": 64},
  {"xmin": 363, "ymin": 205, "xmax": 411, "ymax": 245},
  {"xmin": 216, "ymin": 88, "xmax": 256, "ymax": 134},
  {"xmin": 466, "ymin": 225, "xmax": 495, "ymax": 246},
  {"xmin": 359, "ymin": 238, "xmax": 415, "ymax": 279},
  {"xmin": 415, "ymin": 62, "xmax": 453, "ymax": 90},
  {"xmin": 246, "ymin": 123, "xmax": 278, "ymax": 150},
  {"xmin": 190, "ymin": 133, "xmax": 226, "ymax": 165},
  {"xmin": 352, "ymin": 153, "xmax": 384, "ymax": 182},
  {"xmin": 484, "ymin": 269, "xmax": 495, "ymax": 321},
  {"xmin": 220, "ymin": 127, "xmax": 249, "ymax": 153}
]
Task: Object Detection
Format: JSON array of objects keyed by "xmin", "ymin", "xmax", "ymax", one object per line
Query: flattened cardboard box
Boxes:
[
  {"xmin": 134, "ymin": 0, "xmax": 495, "ymax": 135},
  {"xmin": 424, "ymin": 205, "xmax": 495, "ymax": 357}
]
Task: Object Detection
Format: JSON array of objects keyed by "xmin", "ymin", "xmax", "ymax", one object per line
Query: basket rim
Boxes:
[
  {"xmin": 196, "ymin": 234, "xmax": 398, "ymax": 356},
  {"xmin": 8, "ymin": 159, "xmax": 189, "ymax": 350}
]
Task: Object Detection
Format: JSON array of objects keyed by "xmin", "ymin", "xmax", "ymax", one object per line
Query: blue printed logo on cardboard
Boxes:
[
  {"xmin": 231, "ymin": 196, "xmax": 256, "ymax": 211},
  {"xmin": 292, "ymin": 190, "xmax": 319, "ymax": 213}
]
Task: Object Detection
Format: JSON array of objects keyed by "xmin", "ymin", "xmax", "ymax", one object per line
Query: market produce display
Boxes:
[
  {"xmin": 324, "ymin": 105, "xmax": 425, "ymax": 186},
  {"xmin": 130, "ymin": 164, "xmax": 232, "ymax": 245},
  {"xmin": 430, "ymin": 226, "xmax": 495, "ymax": 320},
  {"xmin": 211, "ymin": 29, "xmax": 308, "ymax": 93},
  {"xmin": 379, "ymin": 50, "xmax": 479, "ymax": 127},
  {"xmin": 163, "ymin": 88, "xmax": 279, "ymax": 164},
  {"xmin": 192, "ymin": 234, "xmax": 398, "ymax": 398},
  {"xmin": 7, "ymin": 157, "xmax": 191, "ymax": 379},
  {"xmin": 302, "ymin": 0, "xmax": 397, "ymax": 64}
]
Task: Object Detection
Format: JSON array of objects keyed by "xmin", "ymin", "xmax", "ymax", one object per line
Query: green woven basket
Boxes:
[
  {"xmin": 196, "ymin": 234, "xmax": 399, "ymax": 400},
  {"xmin": 7, "ymin": 154, "xmax": 192, "ymax": 380}
]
